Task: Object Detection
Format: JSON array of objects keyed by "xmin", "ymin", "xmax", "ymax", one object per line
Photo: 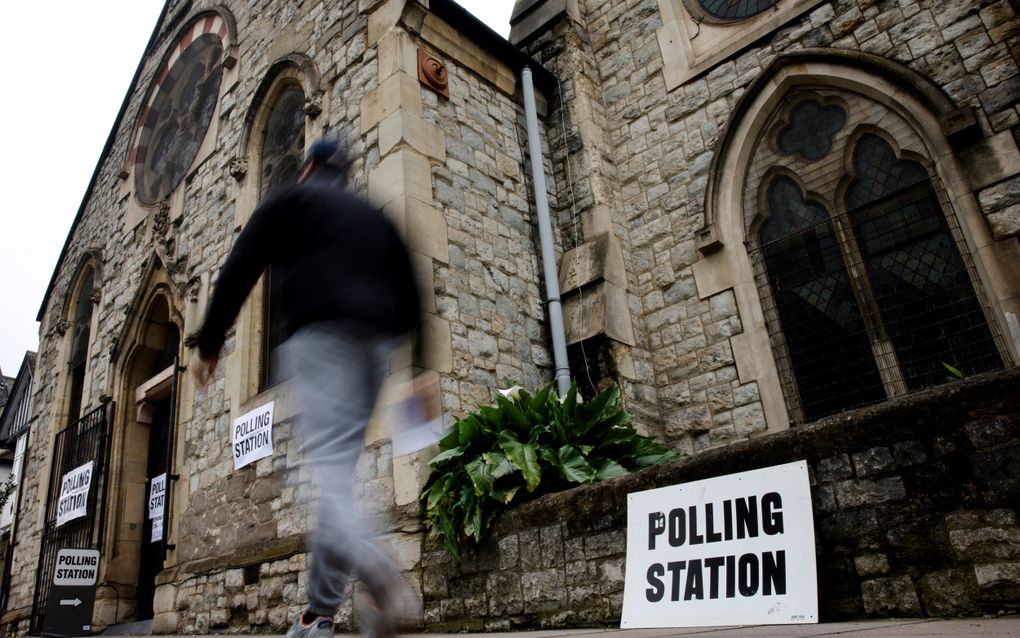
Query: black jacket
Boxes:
[{"xmin": 196, "ymin": 175, "xmax": 420, "ymax": 355}]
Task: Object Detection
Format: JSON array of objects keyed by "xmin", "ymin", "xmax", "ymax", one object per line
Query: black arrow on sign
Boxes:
[{"xmin": 59, "ymin": 598, "xmax": 83, "ymax": 608}]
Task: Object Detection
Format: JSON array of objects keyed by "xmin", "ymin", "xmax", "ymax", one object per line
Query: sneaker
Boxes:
[{"xmin": 285, "ymin": 613, "xmax": 334, "ymax": 638}]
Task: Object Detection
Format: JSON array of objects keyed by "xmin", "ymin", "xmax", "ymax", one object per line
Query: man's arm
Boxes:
[{"xmin": 192, "ymin": 192, "xmax": 286, "ymax": 385}]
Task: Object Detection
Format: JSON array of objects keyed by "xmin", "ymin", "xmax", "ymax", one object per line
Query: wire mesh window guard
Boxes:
[
  {"xmin": 67, "ymin": 270, "xmax": 95, "ymax": 425},
  {"xmin": 259, "ymin": 85, "xmax": 305, "ymax": 390},
  {"xmin": 753, "ymin": 134, "xmax": 1003, "ymax": 423}
]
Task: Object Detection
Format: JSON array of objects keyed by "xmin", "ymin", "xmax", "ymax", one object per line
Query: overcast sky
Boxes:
[{"xmin": 0, "ymin": 1, "xmax": 513, "ymax": 376}]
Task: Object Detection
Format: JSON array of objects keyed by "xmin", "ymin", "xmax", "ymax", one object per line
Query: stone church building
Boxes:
[{"xmin": 3, "ymin": 0, "xmax": 1019, "ymax": 633}]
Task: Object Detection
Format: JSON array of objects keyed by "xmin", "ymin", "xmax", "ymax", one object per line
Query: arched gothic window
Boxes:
[
  {"xmin": 259, "ymin": 84, "xmax": 306, "ymax": 389},
  {"xmin": 748, "ymin": 91, "xmax": 1004, "ymax": 422},
  {"xmin": 67, "ymin": 269, "xmax": 96, "ymax": 424}
]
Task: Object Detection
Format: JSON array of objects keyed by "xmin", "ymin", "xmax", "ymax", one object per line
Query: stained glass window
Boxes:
[
  {"xmin": 777, "ymin": 100, "xmax": 847, "ymax": 162},
  {"xmin": 760, "ymin": 177, "xmax": 885, "ymax": 421},
  {"xmin": 135, "ymin": 28, "xmax": 224, "ymax": 205},
  {"xmin": 754, "ymin": 128, "xmax": 1004, "ymax": 422},
  {"xmin": 846, "ymin": 134, "xmax": 1001, "ymax": 391},
  {"xmin": 692, "ymin": 0, "xmax": 777, "ymax": 22},
  {"xmin": 259, "ymin": 85, "xmax": 305, "ymax": 389}
]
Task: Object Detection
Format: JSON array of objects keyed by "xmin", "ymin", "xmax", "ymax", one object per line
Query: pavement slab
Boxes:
[{"xmin": 105, "ymin": 617, "xmax": 1020, "ymax": 638}]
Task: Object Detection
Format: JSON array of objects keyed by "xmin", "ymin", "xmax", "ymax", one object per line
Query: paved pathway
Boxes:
[
  {"xmin": 422, "ymin": 617, "xmax": 1020, "ymax": 636},
  {"xmin": 111, "ymin": 617, "xmax": 1020, "ymax": 637}
]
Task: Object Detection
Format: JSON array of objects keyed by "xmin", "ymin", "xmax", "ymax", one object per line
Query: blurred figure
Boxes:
[{"xmin": 192, "ymin": 137, "xmax": 421, "ymax": 638}]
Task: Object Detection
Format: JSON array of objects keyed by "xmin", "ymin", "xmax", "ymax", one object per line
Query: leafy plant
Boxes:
[
  {"xmin": 421, "ymin": 381, "xmax": 682, "ymax": 557},
  {"xmin": 0, "ymin": 476, "xmax": 15, "ymax": 513},
  {"xmin": 943, "ymin": 362, "xmax": 965, "ymax": 382}
]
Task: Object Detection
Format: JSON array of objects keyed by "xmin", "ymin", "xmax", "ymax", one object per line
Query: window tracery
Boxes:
[{"xmin": 747, "ymin": 91, "xmax": 1004, "ymax": 422}]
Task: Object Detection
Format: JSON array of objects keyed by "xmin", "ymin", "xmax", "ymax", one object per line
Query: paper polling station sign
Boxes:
[
  {"xmin": 148, "ymin": 473, "xmax": 166, "ymax": 543},
  {"xmin": 56, "ymin": 461, "xmax": 93, "ymax": 528},
  {"xmin": 621, "ymin": 460, "xmax": 818, "ymax": 628},
  {"xmin": 232, "ymin": 402, "xmax": 274, "ymax": 470}
]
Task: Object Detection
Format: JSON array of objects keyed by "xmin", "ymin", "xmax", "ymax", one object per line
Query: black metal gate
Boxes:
[{"xmin": 31, "ymin": 403, "xmax": 115, "ymax": 634}]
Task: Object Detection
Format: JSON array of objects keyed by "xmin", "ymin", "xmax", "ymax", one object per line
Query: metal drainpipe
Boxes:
[{"xmin": 521, "ymin": 66, "xmax": 571, "ymax": 397}]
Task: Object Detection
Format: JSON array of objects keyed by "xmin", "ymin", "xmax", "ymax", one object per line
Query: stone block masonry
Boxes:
[
  {"xmin": 421, "ymin": 367, "xmax": 1020, "ymax": 628},
  {"xmin": 520, "ymin": 0, "xmax": 1020, "ymax": 457}
]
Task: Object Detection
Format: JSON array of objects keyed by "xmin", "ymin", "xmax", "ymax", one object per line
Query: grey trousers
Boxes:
[{"xmin": 283, "ymin": 321, "xmax": 402, "ymax": 617}]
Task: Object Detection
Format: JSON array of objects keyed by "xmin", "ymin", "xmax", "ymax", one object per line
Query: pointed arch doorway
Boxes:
[{"xmin": 102, "ymin": 282, "xmax": 183, "ymax": 626}]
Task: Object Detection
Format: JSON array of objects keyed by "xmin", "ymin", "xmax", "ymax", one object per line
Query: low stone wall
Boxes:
[{"xmin": 420, "ymin": 368, "xmax": 1020, "ymax": 630}]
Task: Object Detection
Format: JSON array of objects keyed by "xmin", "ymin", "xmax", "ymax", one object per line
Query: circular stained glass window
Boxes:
[
  {"xmin": 135, "ymin": 18, "xmax": 226, "ymax": 205},
  {"xmin": 686, "ymin": 0, "xmax": 777, "ymax": 23}
]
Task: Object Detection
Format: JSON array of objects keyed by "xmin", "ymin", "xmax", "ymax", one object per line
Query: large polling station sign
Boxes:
[
  {"xmin": 56, "ymin": 462, "xmax": 93, "ymax": 528},
  {"xmin": 44, "ymin": 548, "xmax": 99, "ymax": 637},
  {"xmin": 621, "ymin": 460, "xmax": 817, "ymax": 628},
  {"xmin": 232, "ymin": 402, "xmax": 274, "ymax": 470}
]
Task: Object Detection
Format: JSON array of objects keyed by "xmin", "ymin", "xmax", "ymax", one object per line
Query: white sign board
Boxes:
[
  {"xmin": 232, "ymin": 402, "xmax": 274, "ymax": 470},
  {"xmin": 56, "ymin": 462, "xmax": 94, "ymax": 528},
  {"xmin": 622, "ymin": 460, "xmax": 818, "ymax": 628},
  {"xmin": 54, "ymin": 549, "xmax": 100, "ymax": 586},
  {"xmin": 148, "ymin": 473, "xmax": 166, "ymax": 543}
]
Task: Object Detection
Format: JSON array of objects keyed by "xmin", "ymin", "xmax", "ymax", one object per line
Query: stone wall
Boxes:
[
  {"xmin": 425, "ymin": 39, "xmax": 552, "ymax": 410},
  {"xmin": 519, "ymin": 0, "xmax": 1020, "ymax": 456},
  {"xmin": 3, "ymin": 0, "xmax": 557, "ymax": 633},
  {"xmin": 420, "ymin": 367, "xmax": 1020, "ymax": 629}
]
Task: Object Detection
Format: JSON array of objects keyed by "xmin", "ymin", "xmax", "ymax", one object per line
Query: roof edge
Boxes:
[
  {"xmin": 36, "ymin": 2, "xmax": 171, "ymax": 322},
  {"xmin": 429, "ymin": 0, "xmax": 558, "ymax": 94}
]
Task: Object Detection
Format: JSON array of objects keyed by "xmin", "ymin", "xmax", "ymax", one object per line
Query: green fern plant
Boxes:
[{"xmin": 421, "ymin": 381, "xmax": 682, "ymax": 557}]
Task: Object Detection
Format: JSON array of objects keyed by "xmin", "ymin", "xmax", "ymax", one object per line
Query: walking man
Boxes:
[{"xmin": 192, "ymin": 138, "xmax": 421, "ymax": 637}]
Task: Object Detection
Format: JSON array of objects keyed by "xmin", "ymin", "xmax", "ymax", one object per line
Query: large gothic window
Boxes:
[
  {"xmin": 67, "ymin": 269, "xmax": 95, "ymax": 424},
  {"xmin": 747, "ymin": 91, "xmax": 1004, "ymax": 423},
  {"xmin": 259, "ymin": 84, "xmax": 305, "ymax": 389}
]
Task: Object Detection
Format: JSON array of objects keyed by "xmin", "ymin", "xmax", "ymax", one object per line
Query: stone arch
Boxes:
[
  {"xmin": 58, "ymin": 252, "xmax": 104, "ymax": 426},
  {"xmin": 691, "ymin": 49, "xmax": 1016, "ymax": 430},
  {"xmin": 237, "ymin": 53, "xmax": 322, "ymax": 167},
  {"xmin": 701, "ymin": 48, "xmax": 965, "ymax": 245},
  {"xmin": 98, "ymin": 255, "xmax": 185, "ymax": 626},
  {"xmin": 121, "ymin": 5, "xmax": 237, "ymax": 214},
  {"xmin": 228, "ymin": 54, "xmax": 323, "ymax": 398}
]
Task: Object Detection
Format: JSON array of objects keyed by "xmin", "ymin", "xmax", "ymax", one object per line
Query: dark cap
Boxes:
[{"xmin": 304, "ymin": 137, "xmax": 351, "ymax": 174}]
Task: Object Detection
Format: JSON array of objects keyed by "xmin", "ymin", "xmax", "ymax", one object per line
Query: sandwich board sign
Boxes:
[
  {"xmin": 621, "ymin": 460, "xmax": 818, "ymax": 628},
  {"xmin": 43, "ymin": 548, "xmax": 99, "ymax": 637}
]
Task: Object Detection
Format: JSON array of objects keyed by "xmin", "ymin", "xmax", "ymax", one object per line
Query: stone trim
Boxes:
[
  {"xmin": 228, "ymin": 59, "xmax": 323, "ymax": 416},
  {"xmin": 362, "ymin": 15, "xmax": 451, "ymax": 512},
  {"xmin": 655, "ymin": 0, "xmax": 826, "ymax": 88}
]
